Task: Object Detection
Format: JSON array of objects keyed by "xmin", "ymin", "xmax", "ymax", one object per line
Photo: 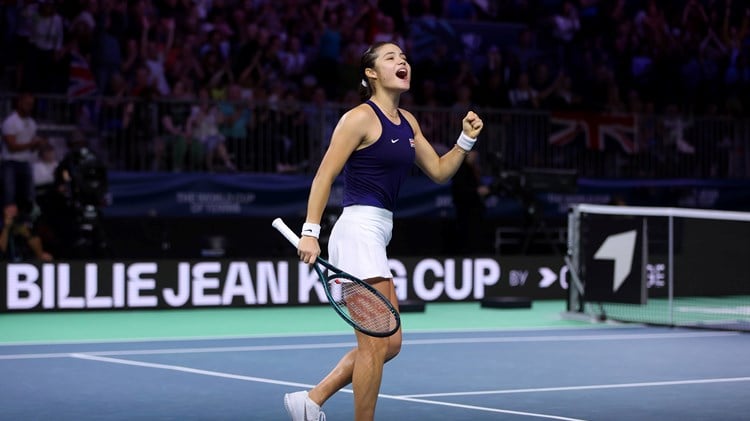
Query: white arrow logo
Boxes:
[
  {"xmin": 538, "ymin": 267, "xmax": 557, "ymax": 288},
  {"xmin": 594, "ymin": 230, "xmax": 637, "ymax": 293}
]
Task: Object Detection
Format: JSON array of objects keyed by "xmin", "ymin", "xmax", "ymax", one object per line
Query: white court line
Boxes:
[
  {"xmin": 380, "ymin": 395, "xmax": 586, "ymax": 421},
  {"xmin": 0, "ymin": 342, "xmax": 358, "ymax": 360},
  {"xmin": 70, "ymin": 353, "xmax": 316, "ymax": 389},
  {"xmin": 401, "ymin": 377, "xmax": 750, "ymax": 398},
  {"xmin": 0, "ymin": 331, "xmax": 738, "ymax": 360},
  {"xmin": 69, "ymin": 353, "xmax": 585, "ymax": 421},
  {"xmin": 0, "ymin": 324, "xmax": 628, "ymax": 347}
]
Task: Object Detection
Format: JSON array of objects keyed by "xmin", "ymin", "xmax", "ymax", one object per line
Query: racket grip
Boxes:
[{"xmin": 272, "ymin": 218, "xmax": 301, "ymax": 248}]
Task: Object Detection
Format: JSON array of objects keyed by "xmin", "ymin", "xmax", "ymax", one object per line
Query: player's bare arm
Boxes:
[
  {"xmin": 298, "ymin": 105, "xmax": 375, "ymax": 263},
  {"xmin": 405, "ymin": 110, "xmax": 484, "ymax": 184}
]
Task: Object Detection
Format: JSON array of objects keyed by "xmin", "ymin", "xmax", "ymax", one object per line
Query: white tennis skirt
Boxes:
[{"xmin": 328, "ymin": 205, "xmax": 394, "ymax": 280}]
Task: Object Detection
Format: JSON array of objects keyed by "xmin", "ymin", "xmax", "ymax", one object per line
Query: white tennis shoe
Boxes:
[{"xmin": 284, "ymin": 391, "xmax": 326, "ymax": 421}]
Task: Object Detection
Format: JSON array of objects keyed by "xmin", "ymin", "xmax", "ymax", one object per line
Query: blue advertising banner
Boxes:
[{"xmin": 103, "ymin": 172, "xmax": 750, "ymax": 219}]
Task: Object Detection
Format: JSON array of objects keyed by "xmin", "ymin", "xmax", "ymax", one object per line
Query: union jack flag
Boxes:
[
  {"xmin": 67, "ymin": 51, "xmax": 98, "ymax": 98},
  {"xmin": 549, "ymin": 111, "xmax": 638, "ymax": 153}
]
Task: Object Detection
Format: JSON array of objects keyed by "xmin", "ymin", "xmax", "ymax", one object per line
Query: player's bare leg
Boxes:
[{"xmin": 307, "ymin": 278, "xmax": 402, "ymax": 420}]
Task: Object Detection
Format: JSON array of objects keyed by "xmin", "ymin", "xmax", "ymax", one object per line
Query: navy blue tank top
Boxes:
[{"xmin": 341, "ymin": 100, "xmax": 416, "ymax": 211}]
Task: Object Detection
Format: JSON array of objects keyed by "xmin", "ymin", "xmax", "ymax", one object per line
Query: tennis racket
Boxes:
[{"xmin": 272, "ymin": 218, "xmax": 400, "ymax": 337}]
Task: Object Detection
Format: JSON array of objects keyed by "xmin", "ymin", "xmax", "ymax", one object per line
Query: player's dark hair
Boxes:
[{"xmin": 358, "ymin": 42, "xmax": 394, "ymax": 102}]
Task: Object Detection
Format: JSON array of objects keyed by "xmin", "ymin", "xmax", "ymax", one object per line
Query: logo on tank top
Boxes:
[
  {"xmin": 409, "ymin": 138, "xmax": 415, "ymax": 148},
  {"xmin": 391, "ymin": 138, "xmax": 399, "ymax": 143}
]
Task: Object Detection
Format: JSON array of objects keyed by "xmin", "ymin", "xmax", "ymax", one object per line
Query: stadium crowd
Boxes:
[
  {"xmin": 2, "ymin": 0, "xmax": 750, "ymax": 261},
  {"xmin": 0, "ymin": 0, "xmax": 748, "ymax": 175},
  {"xmin": 1, "ymin": 0, "xmax": 749, "ymax": 116}
]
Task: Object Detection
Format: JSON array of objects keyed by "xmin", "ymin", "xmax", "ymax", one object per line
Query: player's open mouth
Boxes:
[{"xmin": 396, "ymin": 68, "xmax": 408, "ymax": 79}]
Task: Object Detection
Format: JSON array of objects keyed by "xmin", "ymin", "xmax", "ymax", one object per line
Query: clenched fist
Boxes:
[{"xmin": 462, "ymin": 111, "xmax": 483, "ymax": 139}]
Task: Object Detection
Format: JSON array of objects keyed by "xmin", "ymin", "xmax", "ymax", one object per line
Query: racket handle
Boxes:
[{"xmin": 272, "ymin": 217, "xmax": 301, "ymax": 248}]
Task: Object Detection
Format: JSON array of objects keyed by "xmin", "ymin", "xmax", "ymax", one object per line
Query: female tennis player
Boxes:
[{"xmin": 284, "ymin": 41, "xmax": 483, "ymax": 421}]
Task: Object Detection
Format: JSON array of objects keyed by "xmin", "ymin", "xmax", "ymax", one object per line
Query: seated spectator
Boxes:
[
  {"xmin": 0, "ymin": 203, "xmax": 53, "ymax": 262},
  {"xmin": 32, "ymin": 143, "xmax": 60, "ymax": 196}
]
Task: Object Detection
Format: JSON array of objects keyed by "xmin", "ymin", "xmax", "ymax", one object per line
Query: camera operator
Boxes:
[{"xmin": 40, "ymin": 131, "xmax": 110, "ymax": 259}]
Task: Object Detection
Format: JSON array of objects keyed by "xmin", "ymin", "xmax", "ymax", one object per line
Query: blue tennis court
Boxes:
[{"xmin": 2, "ymin": 302, "xmax": 749, "ymax": 420}]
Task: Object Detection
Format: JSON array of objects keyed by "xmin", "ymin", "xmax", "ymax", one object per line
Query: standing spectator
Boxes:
[
  {"xmin": 7, "ymin": 0, "xmax": 35, "ymax": 89},
  {"xmin": 24, "ymin": 0, "xmax": 65, "ymax": 92},
  {"xmin": 158, "ymin": 79, "xmax": 200, "ymax": 171},
  {"xmin": 2, "ymin": 93, "xmax": 45, "ymax": 215},
  {"xmin": 476, "ymin": 45, "xmax": 512, "ymax": 109},
  {"xmin": 141, "ymin": 15, "xmax": 175, "ymax": 97},
  {"xmin": 372, "ymin": 14, "xmax": 405, "ymax": 47},
  {"xmin": 92, "ymin": 0, "xmax": 125, "ymax": 94},
  {"xmin": 303, "ymin": 86, "xmax": 337, "ymax": 152},
  {"xmin": 451, "ymin": 58, "xmax": 480, "ymax": 99},
  {"xmin": 508, "ymin": 71, "xmax": 539, "ymax": 109},
  {"xmin": 187, "ymin": 87, "xmax": 236, "ymax": 172},
  {"xmin": 122, "ymin": 65, "xmax": 159, "ymax": 170},
  {"xmin": 165, "ymin": 34, "xmax": 205, "ymax": 88},
  {"xmin": 551, "ymin": 1, "xmax": 581, "ymax": 43},
  {"xmin": 450, "ymin": 150, "xmax": 489, "ymax": 254},
  {"xmin": 219, "ymin": 83, "xmax": 251, "ymax": 170},
  {"xmin": 279, "ymin": 35, "xmax": 309, "ymax": 85}
]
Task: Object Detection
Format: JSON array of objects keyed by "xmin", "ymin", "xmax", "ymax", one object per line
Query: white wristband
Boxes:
[
  {"xmin": 456, "ymin": 132, "xmax": 476, "ymax": 152},
  {"xmin": 301, "ymin": 222, "xmax": 321, "ymax": 239}
]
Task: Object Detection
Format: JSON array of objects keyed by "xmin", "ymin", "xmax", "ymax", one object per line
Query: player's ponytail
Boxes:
[{"xmin": 358, "ymin": 78, "xmax": 372, "ymax": 103}]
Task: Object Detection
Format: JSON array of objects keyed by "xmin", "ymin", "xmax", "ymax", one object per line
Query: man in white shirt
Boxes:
[{"xmin": 2, "ymin": 93, "xmax": 45, "ymax": 214}]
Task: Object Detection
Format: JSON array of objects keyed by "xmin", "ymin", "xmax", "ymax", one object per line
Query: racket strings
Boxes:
[{"xmin": 340, "ymin": 282, "xmax": 397, "ymax": 333}]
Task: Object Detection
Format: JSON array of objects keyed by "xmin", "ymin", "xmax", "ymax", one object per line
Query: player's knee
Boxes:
[{"xmin": 385, "ymin": 336, "xmax": 402, "ymax": 362}]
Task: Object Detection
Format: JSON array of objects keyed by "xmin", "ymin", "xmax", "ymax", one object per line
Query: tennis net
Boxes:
[{"xmin": 566, "ymin": 204, "xmax": 750, "ymax": 332}]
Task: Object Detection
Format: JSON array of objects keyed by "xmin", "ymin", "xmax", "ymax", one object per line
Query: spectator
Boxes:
[
  {"xmin": 141, "ymin": 16, "xmax": 175, "ymax": 97},
  {"xmin": 450, "ymin": 150, "xmax": 489, "ymax": 254},
  {"xmin": 662, "ymin": 103, "xmax": 696, "ymax": 154},
  {"xmin": 32, "ymin": 143, "xmax": 59, "ymax": 194},
  {"xmin": 122, "ymin": 65, "xmax": 159, "ymax": 170},
  {"xmin": 186, "ymin": 87, "xmax": 236, "ymax": 172},
  {"xmin": 451, "ymin": 58, "xmax": 480, "ymax": 98},
  {"xmin": 0, "ymin": 203, "xmax": 53, "ymax": 262},
  {"xmin": 219, "ymin": 83, "xmax": 252, "ymax": 170},
  {"xmin": 530, "ymin": 62, "xmax": 560, "ymax": 108},
  {"xmin": 92, "ymin": 0, "xmax": 125, "ymax": 94},
  {"xmin": 551, "ymin": 1, "xmax": 581, "ymax": 44},
  {"xmin": 158, "ymin": 79, "xmax": 200, "ymax": 172},
  {"xmin": 508, "ymin": 72, "xmax": 539, "ymax": 109},
  {"xmin": 23, "ymin": 0, "xmax": 64, "ymax": 92},
  {"xmin": 278, "ymin": 35, "xmax": 309, "ymax": 85},
  {"xmin": 165, "ymin": 34, "xmax": 204, "ymax": 88},
  {"xmin": 545, "ymin": 72, "xmax": 582, "ymax": 110},
  {"xmin": 6, "ymin": 0, "xmax": 35, "ymax": 90},
  {"xmin": 303, "ymin": 86, "xmax": 337, "ymax": 157},
  {"xmin": 2, "ymin": 93, "xmax": 45, "ymax": 215}
]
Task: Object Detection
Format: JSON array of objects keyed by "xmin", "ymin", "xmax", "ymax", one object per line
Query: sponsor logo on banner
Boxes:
[{"xmin": 582, "ymin": 216, "xmax": 647, "ymax": 304}]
